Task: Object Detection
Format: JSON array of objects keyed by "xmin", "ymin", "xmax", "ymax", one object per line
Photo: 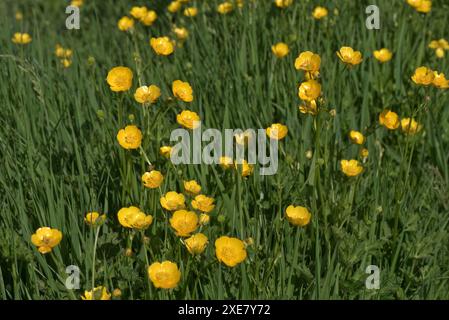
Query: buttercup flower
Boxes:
[
  {"xmin": 340, "ymin": 159, "xmax": 363, "ymax": 177},
  {"xmin": 81, "ymin": 286, "xmax": 111, "ymax": 300},
  {"xmin": 373, "ymin": 48, "xmax": 393, "ymax": 63},
  {"xmin": 184, "ymin": 7, "xmax": 198, "ymax": 17},
  {"xmin": 235, "ymin": 160, "xmax": 254, "ymax": 177},
  {"xmin": 199, "ymin": 213, "xmax": 210, "ymax": 225},
  {"xmin": 106, "ymin": 66, "xmax": 133, "ymax": 92},
  {"xmin": 55, "ymin": 44, "xmax": 73, "ymax": 58},
  {"xmin": 150, "ymin": 37, "xmax": 174, "ymax": 56},
  {"xmin": 275, "ymin": 0, "xmax": 293, "ymax": 9},
  {"xmin": 215, "ymin": 236, "xmax": 247, "ymax": 267},
  {"xmin": 160, "ymin": 191, "xmax": 186, "ymax": 211},
  {"xmin": 298, "ymin": 80, "xmax": 321, "ymax": 101},
  {"xmin": 299, "ymin": 100, "xmax": 318, "ymax": 115},
  {"xmin": 134, "ymin": 85, "xmax": 161, "ymax": 104},
  {"xmin": 142, "ymin": 170, "xmax": 164, "ymax": 189},
  {"xmin": 218, "ymin": 2, "xmax": 234, "ymax": 14},
  {"xmin": 148, "ymin": 261, "xmax": 181, "ymax": 289},
  {"xmin": 337, "ymin": 47, "xmax": 363, "ymax": 66},
  {"xmin": 12, "ymin": 32, "xmax": 32, "ymax": 45},
  {"xmin": 130, "ymin": 6, "xmax": 148, "ymax": 19},
  {"xmin": 31, "ymin": 227, "xmax": 62, "ymax": 254},
  {"xmin": 184, "ymin": 180, "xmax": 202, "ymax": 195},
  {"xmin": 234, "ymin": 130, "xmax": 254, "ymax": 146},
  {"xmin": 219, "ymin": 156, "xmax": 234, "ymax": 169},
  {"xmin": 84, "ymin": 212, "xmax": 106, "ymax": 227},
  {"xmin": 294, "ymin": 51, "xmax": 321, "ymax": 73},
  {"xmin": 168, "ymin": 1, "xmax": 182, "ymax": 13},
  {"xmin": 15, "ymin": 11, "xmax": 23, "ymax": 21},
  {"xmin": 429, "ymin": 39, "xmax": 449, "ymax": 58},
  {"xmin": 191, "ymin": 195, "xmax": 215, "ymax": 213},
  {"xmin": 379, "ymin": 109, "xmax": 400, "ymax": 130},
  {"xmin": 117, "ymin": 206, "xmax": 153, "ymax": 230},
  {"xmin": 285, "ymin": 205, "xmax": 311, "ymax": 227},
  {"xmin": 271, "ymin": 42, "xmax": 289, "ymax": 58},
  {"xmin": 141, "ymin": 10, "xmax": 158, "ymax": 26},
  {"xmin": 401, "ymin": 118, "xmax": 422, "ymax": 135},
  {"xmin": 172, "ymin": 80, "xmax": 194, "ymax": 102},
  {"xmin": 312, "ymin": 6, "xmax": 328, "ymax": 20},
  {"xmin": 61, "ymin": 59, "xmax": 72, "ymax": 68},
  {"xmin": 177, "ymin": 110, "xmax": 200, "ymax": 129},
  {"xmin": 360, "ymin": 148, "xmax": 369, "ymax": 159},
  {"xmin": 117, "ymin": 125, "xmax": 142, "ymax": 150},
  {"xmin": 416, "ymin": 0, "xmax": 432, "ymax": 13},
  {"xmin": 71, "ymin": 0, "xmax": 84, "ymax": 7},
  {"xmin": 185, "ymin": 233, "xmax": 208, "ymax": 255},
  {"xmin": 118, "ymin": 16, "xmax": 134, "ymax": 31},
  {"xmin": 170, "ymin": 210, "xmax": 199, "ymax": 237},
  {"xmin": 432, "ymin": 72, "xmax": 449, "ymax": 89},
  {"xmin": 173, "ymin": 27, "xmax": 189, "ymax": 40},
  {"xmin": 348, "ymin": 130, "xmax": 365, "ymax": 145},
  {"xmin": 411, "ymin": 66, "xmax": 434, "ymax": 86},
  {"xmin": 266, "ymin": 123, "xmax": 288, "ymax": 140},
  {"xmin": 160, "ymin": 146, "xmax": 173, "ymax": 159}
]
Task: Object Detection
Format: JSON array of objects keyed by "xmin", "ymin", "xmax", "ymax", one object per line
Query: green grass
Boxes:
[{"xmin": 1, "ymin": 0, "xmax": 449, "ymax": 300}]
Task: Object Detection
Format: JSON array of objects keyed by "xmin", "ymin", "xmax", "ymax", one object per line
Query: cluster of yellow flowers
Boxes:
[
  {"xmin": 412, "ymin": 66, "xmax": 449, "ymax": 89},
  {"xmin": 55, "ymin": 44, "xmax": 73, "ymax": 68},
  {"xmin": 12, "ymin": 32, "xmax": 32, "ymax": 45},
  {"xmin": 429, "ymin": 39, "xmax": 449, "ymax": 59}
]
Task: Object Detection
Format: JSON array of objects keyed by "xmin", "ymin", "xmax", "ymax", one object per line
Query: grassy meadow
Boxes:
[{"xmin": 1, "ymin": 0, "xmax": 449, "ymax": 300}]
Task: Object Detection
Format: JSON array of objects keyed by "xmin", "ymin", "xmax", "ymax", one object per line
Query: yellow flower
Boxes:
[
  {"xmin": 235, "ymin": 160, "xmax": 254, "ymax": 177},
  {"xmin": 219, "ymin": 156, "xmax": 234, "ymax": 169},
  {"xmin": 294, "ymin": 51, "xmax": 321, "ymax": 73},
  {"xmin": 340, "ymin": 159, "xmax": 363, "ymax": 177},
  {"xmin": 285, "ymin": 205, "xmax": 311, "ymax": 227},
  {"xmin": 199, "ymin": 213, "xmax": 210, "ymax": 225},
  {"xmin": 266, "ymin": 123, "xmax": 288, "ymax": 140},
  {"xmin": 407, "ymin": 0, "xmax": 423, "ymax": 7},
  {"xmin": 31, "ymin": 227, "xmax": 62, "ymax": 254},
  {"xmin": 134, "ymin": 85, "xmax": 161, "ymax": 104},
  {"xmin": 141, "ymin": 10, "xmax": 158, "ymax": 26},
  {"xmin": 299, "ymin": 100, "xmax": 318, "ymax": 115},
  {"xmin": 173, "ymin": 27, "xmax": 189, "ymax": 40},
  {"xmin": 416, "ymin": 0, "xmax": 431, "ymax": 13},
  {"xmin": 177, "ymin": 110, "xmax": 200, "ymax": 129},
  {"xmin": 148, "ymin": 261, "xmax": 181, "ymax": 289},
  {"xmin": 337, "ymin": 46, "xmax": 363, "ymax": 66},
  {"xmin": 215, "ymin": 236, "xmax": 247, "ymax": 267},
  {"xmin": 168, "ymin": 1, "xmax": 182, "ymax": 13},
  {"xmin": 150, "ymin": 37, "xmax": 174, "ymax": 56},
  {"xmin": 117, "ymin": 206, "xmax": 153, "ymax": 230},
  {"xmin": 432, "ymin": 72, "xmax": 449, "ymax": 89},
  {"xmin": 348, "ymin": 130, "xmax": 365, "ymax": 145},
  {"xmin": 84, "ymin": 212, "xmax": 106, "ymax": 227},
  {"xmin": 271, "ymin": 42, "xmax": 289, "ymax": 58},
  {"xmin": 411, "ymin": 66, "xmax": 434, "ymax": 86},
  {"xmin": 360, "ymin": 148, "xmax": 369, "ymax": 159},
  {"xmin": 275, "ymin": 0, "xmax": 293, "ymax": 9},
  {"xmin": 112, "ymin": 288, "xmax": 122, "ymax": 298},
  {"xmin": 81, "ymin": 286, "xmax": 111, "ymax": 300},
  {"xmin": 15, "ymin": 11, "xmax": 23, "ymax": 21},
  {"xmin": 373, "ymin": 48, "xmax": 393, "ymax": 63},
  {"xmin": 160, "ymin": 146, "xmax": 173, "ymax": 159},
  {"xmin": 116, "ymin": 125, "xmax": 142, "ymax": 150},
  {"xmin": 185, "ymin": 233, "xmax": 208, "ymax": 255},
  {"xmin": 401, "ymin": 118, "xmax": 422, "ymax": 135},
  {"xmin": 55, "ymin": 44, "xmax": 73, "ymax": 58},
  {"xmin": 298, "ymin": 79, "xmax": 321, "ymax": 101},
  {"xmin": 160, "ymin": 191, "xmax": 186, "ymax": 211},
  {"xmin": 184, "ymin": 7, "xmax": 198, "ymax": 17},
  {"xmin": 12, "ymin": 32, "xmax": 32, "ymax": 45},
  {"xmin": 106, "ymin": 66, "xmax": 133, "ymax": 92},
  {"xmin": 170, "ymin": 210, "xmax": 199, "ymax": 237},
  {"xmin": 312, "ymin": 6, "xmax": 328, "ymax": 20},
  {"xmin": 191, "ymin": 195, "xmax": 215, "ymax": 213},
  {"xmin": 379, "ymin": 109, "xmax": 400, "ymax": 130},
  {"xmin": 71, "ymin": 0, "xmax": 84, "ymax": 7},
  {"xmin": 184, "ymin": 180, "xmax": 202, "ymax": 195},
  {"xmin": 172, "ymin": 80, "xmax": 194, "ymax": 102},
  {"xmin": 234, "ymin": 130, "xmax": 254, "ymax": 146},
  {"xmin": 218, "ymin": 2, "xmax": 234, "ymax": 14},
  {"xmin": 118, "ymin": 16, "xmax": 134, "ymax": 31},
  {"xmin": 142, "ymin": 170, "xmax": 164, "ymax": 189},
  {"xmin": 429, "ymin": 39, "xmax": 449, "ymax": 58},
  {"xmin": 130, "ymin": 6, "xmax": 148, "ymax": 19},
  {"xmin": 61, "ymin": 59, "xmax": 72, "ymax": 68}
]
